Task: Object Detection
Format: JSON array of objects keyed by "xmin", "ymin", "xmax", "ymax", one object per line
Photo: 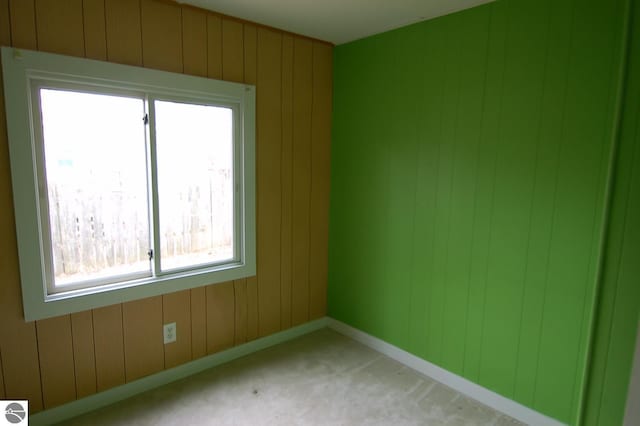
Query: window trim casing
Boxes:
[{"xmin": 1, "ymin": 47, "xmax": 256, "ymax": 321}]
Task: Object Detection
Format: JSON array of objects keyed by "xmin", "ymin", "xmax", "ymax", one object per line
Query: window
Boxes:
[{"xmin": 1, "ymin": 47, "xmax": 256, "ymax": 321}]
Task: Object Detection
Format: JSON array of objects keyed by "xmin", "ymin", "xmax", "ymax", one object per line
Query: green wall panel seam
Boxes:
[
  {"xmin": 460, "ymin": 5, "xmax": 494, "ymax": 378},
  {"xmin": 476, "ymin": 0, "xmax": 509, "ymax": 388},
  {"xmin": 530, "ymin": 0, "xmax": 578, "ymax": 413},
  {"xmin": 511, "ymin": 0, "xmax": 554, "ymax": 401},
  {"xmin": 426, "ymin": 25, "xmax": 449, "ymax": 363},
  {"xmin": 439, "ymin": 31, "xmax": 465, "ymax": 370}
]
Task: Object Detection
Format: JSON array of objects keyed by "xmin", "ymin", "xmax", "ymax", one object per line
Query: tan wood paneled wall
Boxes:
[{"xmin": 0, "ymin": 0, "xmax": 332, "ymax": 412}]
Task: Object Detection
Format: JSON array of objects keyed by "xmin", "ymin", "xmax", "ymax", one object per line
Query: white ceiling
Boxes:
[{"xmin": 178, "ymin": 0, "xmax": 494, "ymax": 45}]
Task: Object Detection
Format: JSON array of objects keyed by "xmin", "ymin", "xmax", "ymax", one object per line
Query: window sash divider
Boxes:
[{"xmin": 146, "ymin": 96, "xmax": 162, "ymax": 277}]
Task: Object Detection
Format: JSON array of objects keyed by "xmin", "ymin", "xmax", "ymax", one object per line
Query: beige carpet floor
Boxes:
[{"xmin": 58, "ymin": 328, "xmax": 525, "ymax": 425}]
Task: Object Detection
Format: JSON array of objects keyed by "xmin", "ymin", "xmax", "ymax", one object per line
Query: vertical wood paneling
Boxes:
[
  {"xmin": 479, "ymin": 0, "xmax": 550, "ymax": 397},
  {"xmin": 584, "ymin": 2, "xmax": 640, "ymax": 424},
  {"xmin": 246, "ymin": 276, "xmax": 259, "ymax": 341},
  {"xmin": 71, "ymin": 311, "xmax": 97, "ymax": 398},
  {"xmin": 31, "ymin": 0, "xmax": 86, "ymax": 409},
  {"xmin": 280, "ymin": 34, "xmax": 294, "ymax": 330},
  {"xmin": 567, "ymin": 4, "xmax": 627, "ymax": 417},
  {"xmin": 222, "ymin": 28, "xmax": 244, "ymax": 357},
  {"xmin": 256, "ymin": 27, "xmax": 282, "ymax": 336},
  {"xmin": 587, "ymin": 78, "xmax": 640, "ymax": 426},
  {"xmin": 141, "ymin": 0, "xmax": 182, "ymax": 73},
  {"xmin": 308, "ymin": 41, "xmax": 332, "ymax": 320},
  {"xmin": 243, "ymin": 24, "xmax": 259, "ymax": 342},
  {"xmin": 1, "ymin": 1, "xmax": 43, "ymax": 412},
  {"xmin": 190, "ymin": 287, "xmax": 207, "ymax": 359},
  {"xmin": 181, "ymin": 6, "xmax": 207, "ymax": 77},
  {"xmin": 462, "ymin": 2, "xmax": 508, "ymax": 382},
  {"xmin": 82, "ymin": 0, "xmax": 107, "ymax": 60},
  {"xmin": 243, "ymin": 24, "xmax": 257, "ymax": 84},
  {"xmin": 0, "ymin": 158, "xmax": 44, "ymax": 404},
  {"xmin": 222, "ymin": 19, "xmax": 243, "ymax": 83},
  {"xmin": 339, "ymin": 35, "xmax": 385, "ymax": 338},
  {"xmin": 374, "ymin": 29, "xmax": 417, "ymax": 348},
  {"xmin": 163, "ymin": 291, "xmax": 192, "ymax": 368},
  {"xmin": 35, "ymin": 0, "xmax": 84, "ymax": 56},
  {"xmin": 207, "ymin": 14, "xmax": 222, "ymax": 79},
  {"xmin": 291, "ymin": 37, "xmax": 313, "ymax": 326},
  {"xmin": 105, "ymin": 0, "xmax": 142, "ymax": 66},
  {"xmin": 93, "ymin": 305, "xmax": 125, "ymax": 391},
  {"xmin": 0, "ymin": 320, "xmax": 42, "ymax": 411},
  {"xmin": 206, "ymin": 282, "xmax": 235, "ymax": 353},
  {"xmin": 439, "ymin": 8, "xmax": 489, "ymax": 376},
  {"xmin": 36, "ymin": 316, "xmax": 76, "ymax": 408},
  {"xmin": 330, "ymin": 0, "xmax": 625, "ymax": 423},
  {"xmin": 535, "ymin": 0, "xmax": 623, "ymax": 420},
  {"xmin": 234, "ymin": 278, "xmax": 248, "ymax": 345},
  {"xmin": 0, "ymin": 351, "xmax": 5, "ymax": 399},
  {"xmin": 513, "ymin": 0, "xmax": 572, "ymax": 405},
  {"xmin": 406, "ymin": 20, "xmax": 445, "ymax": 360},
  {"xmin": 426, "ymin": 17, "xmax": 458, "ymax": 365},
  {"xmin": 8, "ymin": 0, "xmax": 36, "ymax": 49},
  {"xmin": 0, "ymin": 0, "xmax": 331, "ymax": 409},
  {"xmin": 0, "ymin": 0, "xmax": 10, "ymax": 45},
  {"xmin": 122, "ymin": 297, "xmax": 163, "ymax": 381}
]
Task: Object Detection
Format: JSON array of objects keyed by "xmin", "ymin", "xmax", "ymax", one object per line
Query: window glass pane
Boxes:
[
  {"xmin": 40, "ymin": 89, "xmax": 151, "ymax": 288},
  {"xmin": 155, "ymin": 100, "xmax": 234, "ymax": 271}
]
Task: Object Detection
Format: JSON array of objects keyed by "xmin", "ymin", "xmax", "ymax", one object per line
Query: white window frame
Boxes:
[{"xmin": 1, "ymin": 47, "xmax": 256, "ymax": 321}]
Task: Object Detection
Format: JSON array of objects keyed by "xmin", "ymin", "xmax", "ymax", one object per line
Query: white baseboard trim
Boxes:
[
  {"xmin": 30, "ymin": 317, "xmax": 329, "ymax": 426},
  {"xmin": 326, "ymin": 318, "xmax": 565, "ymax": 426}
]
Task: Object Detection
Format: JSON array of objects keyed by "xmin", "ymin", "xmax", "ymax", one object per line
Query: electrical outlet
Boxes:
[{"xmin": 163, "ymin": 322, "xmax": 176, "ymax": 344}]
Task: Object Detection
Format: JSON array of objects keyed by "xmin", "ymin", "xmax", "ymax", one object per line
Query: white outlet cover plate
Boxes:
[{"xmin": 163, "ymin": 322, "xmax": 177, "ymax": 344}]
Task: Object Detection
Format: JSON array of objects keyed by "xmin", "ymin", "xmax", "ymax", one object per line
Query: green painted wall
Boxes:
[
  {"xmin": 328, "ymin": 0, "xmax": 637, "ymax": 424},
  {"xmin": 583, "ymin": 0, "xmax": 640, "ymax": 424}
]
